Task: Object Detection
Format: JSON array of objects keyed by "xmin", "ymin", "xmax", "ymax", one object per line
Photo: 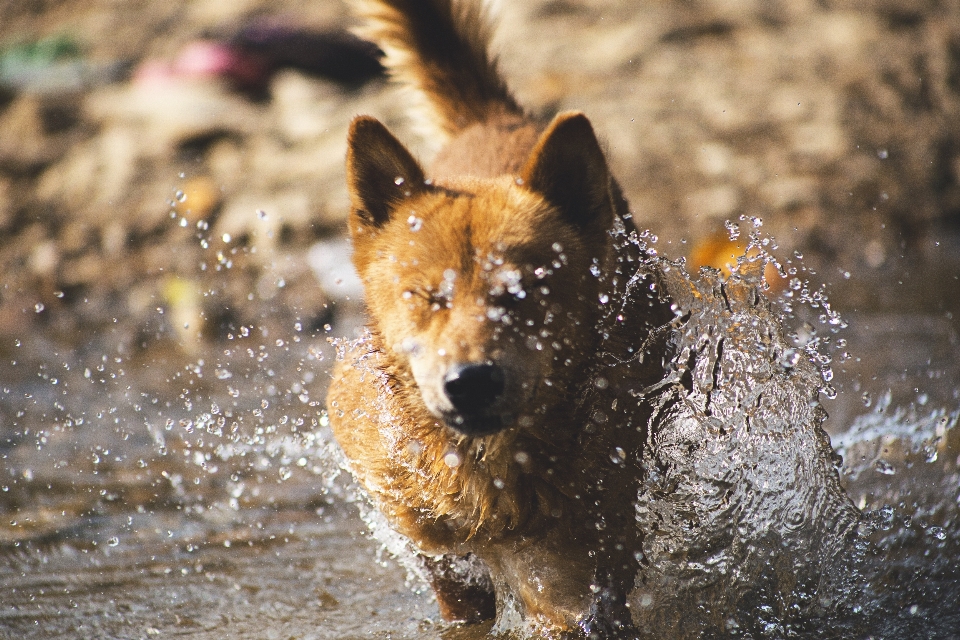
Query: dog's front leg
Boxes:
[{"xmin": 420, "ymin": 553, "xmax": 496, "ymax": 624}]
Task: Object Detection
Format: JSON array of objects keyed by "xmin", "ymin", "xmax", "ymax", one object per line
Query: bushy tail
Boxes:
[{"xmin": 353, "ymin": 0, "xmax": 523, "ymax": 138}]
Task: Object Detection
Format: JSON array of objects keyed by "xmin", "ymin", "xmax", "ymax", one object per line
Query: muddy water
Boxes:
[
  {"xmin": 0, "ymin": 506, "xmax": 440, "ymax": 639},
  {"xmin": 0, "ymin": 319, "xmax": 448, "ymax": 639},
  {"xmin": 1, "ymin": 261, "xmax": 959, "ymax": 638}
]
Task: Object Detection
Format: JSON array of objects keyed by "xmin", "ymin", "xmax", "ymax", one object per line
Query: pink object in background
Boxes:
[
  {"xmin": 174, "ymin": 41, "xmax": 269, "ymax": 89},
  {"xmin": 132, "ymin": 40, "xmax": 270, "ymax": 90}
]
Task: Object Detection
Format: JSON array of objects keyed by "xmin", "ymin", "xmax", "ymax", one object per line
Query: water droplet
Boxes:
[
  {"xmin": 724, "ymin": 220, "xmax": 740, "ymax": 239},
  {"xmin": 780, "ymin": 348, "xmax": 800, "ymax": 369},
  {"xmin": 107, "ymin": 537, "xmax": 119, "ymax": 547},
  {"xmin": 34, "ymin": 303, "xmax": 44, "ymax": 313},
  {"xmin": 877, "ymin": 504, "xmax": 895, "ymax": 529},
  {"xmin": 877, "ymin": 148, "xmax": 888, "ymax": 159},
  {"xmin": 175, "ymin": 190, "xmax": 186, "ymax": 202},
  {"xmin": 443, "ymin": 452, "xmax": 461, "ymax": 468},
  {"xmin": 598, "ymin": 293, "xmax": 609, "ymax": 304},
  {"xmin": 795, "ymin": 322, "xmax": 816, "ymax": 347},
  {"xmin": 222, "ymin": 233, "xmax": 231, "ymax": 243},
  {"xmin": 486, "ymin": 306, "xmax": 506, "ymax": 322},
  {"xmin": 394, "ymin": 176, "xmax": 405, "ymax": 186},
  {"xmin": 874, "ymin": 459, "xmax": 896, "ymax": 475},
  {"xmin": 407, "ymin": 215, "xmax": 423, "ymax": 231},
  {"xmin": 257, "ymin": 209, "xmax": 268, "ymax": 220}
]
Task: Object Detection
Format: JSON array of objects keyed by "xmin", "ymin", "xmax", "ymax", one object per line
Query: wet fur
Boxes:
[{"xmin": 327, "ymin": 0, "xmax": 672, "ymax": 635}]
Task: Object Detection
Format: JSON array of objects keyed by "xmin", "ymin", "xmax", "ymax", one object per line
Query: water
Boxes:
[
  {"xmin": 0, "ymin": 324, "xmax": 446, "ymax": 639},
  {"xmin": 1, "ymin": 250, "xmax": 958, "ymax": 638}
]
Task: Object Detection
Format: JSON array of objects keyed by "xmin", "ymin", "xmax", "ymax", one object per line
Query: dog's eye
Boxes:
[
  {"xmin": 489, "ymin": 268, "xmax": 528, "ymax": 304},
  {"xmin": 490, "ymin": 287, "xmax": 527, "ymax": 307},
  {"xmin": 404, "ymin": 287, "xmax": 451, "ymax": 310}
]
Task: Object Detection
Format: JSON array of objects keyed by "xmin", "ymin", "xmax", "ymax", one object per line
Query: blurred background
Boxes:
[{"xmin": 0, "ymin": 0, "xmax": 958, "ymax": 637}]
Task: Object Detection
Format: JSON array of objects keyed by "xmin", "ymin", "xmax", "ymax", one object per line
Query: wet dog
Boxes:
[{"xmin": 327, "ymin": 0, "xmax": 673, "ymax": 635}]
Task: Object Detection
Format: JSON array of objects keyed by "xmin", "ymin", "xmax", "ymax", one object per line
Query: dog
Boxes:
[{"xmin": 326, "ymin": 0, "xmax": 676, "ymax": 636}]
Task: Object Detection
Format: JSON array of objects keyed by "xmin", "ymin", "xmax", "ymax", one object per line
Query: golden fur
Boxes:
[{"xmin": 327, "ymin": 0, "xmax": 673, "ymax": 635}]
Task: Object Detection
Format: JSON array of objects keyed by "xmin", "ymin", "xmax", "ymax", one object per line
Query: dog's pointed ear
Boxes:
[
  {"xmin": 520, "ymin": 112, "xmax": 613, "ymax": 233},
  {"xmin": 347, "ymin": 116, "xmax": 426, "ymax": 228}
]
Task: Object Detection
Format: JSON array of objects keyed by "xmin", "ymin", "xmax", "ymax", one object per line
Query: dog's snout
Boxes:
[{"xmin": 443, "ymin": 363, "xmax": 505, "ymax": 415}]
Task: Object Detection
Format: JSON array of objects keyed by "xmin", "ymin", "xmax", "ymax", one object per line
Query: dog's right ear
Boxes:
[{"xmin": 347, "ymin": 116, "xmax": 426, "ymax": 229}]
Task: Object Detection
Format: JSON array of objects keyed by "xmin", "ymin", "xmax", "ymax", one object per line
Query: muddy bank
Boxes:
[{"xmin": 1, "ymin": 0, "xmax": 958, "ymax": 366}]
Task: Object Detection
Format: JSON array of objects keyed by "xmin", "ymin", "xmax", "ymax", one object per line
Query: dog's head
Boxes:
[{"xmin": 345, "ymin": 112, "xmax": 615, "ymax": 437}]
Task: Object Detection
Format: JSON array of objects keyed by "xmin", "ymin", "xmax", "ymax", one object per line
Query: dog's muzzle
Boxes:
[{"xmin": 442, "ymin": 362, "xmax": 508, "ymax": 436}]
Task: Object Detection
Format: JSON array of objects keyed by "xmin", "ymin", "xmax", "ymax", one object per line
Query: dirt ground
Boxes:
[{"xmin": 1, "ymin": 0, "xmax": 959, "ymax": 409}]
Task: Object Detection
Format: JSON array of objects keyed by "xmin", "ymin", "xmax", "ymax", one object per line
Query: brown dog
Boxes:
[{"xmin": 327, "ymin": 0, "xmax": 673, "ymax": 635}]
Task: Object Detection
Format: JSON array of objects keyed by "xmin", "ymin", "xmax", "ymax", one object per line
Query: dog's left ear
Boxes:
[
  {"xmin": 520, "ymin": 112, "xmax": 613, "ymax": 233},
  {"xmin": 347, "ymin": 115, "xmax": 426, "ymax": 228}
]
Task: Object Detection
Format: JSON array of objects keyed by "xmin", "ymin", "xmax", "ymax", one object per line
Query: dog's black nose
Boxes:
[{"xmin": 443, "ymin": 363, "xmax": 505, "ymax": 416}]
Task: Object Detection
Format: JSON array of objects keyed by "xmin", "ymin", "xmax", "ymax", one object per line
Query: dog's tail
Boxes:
[{"xmin": 353, "ymin": 0, "xmax": 523, "ymax": 139}]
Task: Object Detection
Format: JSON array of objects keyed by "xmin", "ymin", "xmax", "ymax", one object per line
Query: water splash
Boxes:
[{"xmin": 629, "ymin": 260, "xmax": 862, "ymax": 636}]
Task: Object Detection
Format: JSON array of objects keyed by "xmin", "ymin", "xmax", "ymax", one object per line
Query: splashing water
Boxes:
[
  {"xmin": 1, "ymin": 208, "xmax": 958, "ymax": 638},
  {"xmin": 630, "ymin": 261, "xmax": 862, "ymax": 636}
]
